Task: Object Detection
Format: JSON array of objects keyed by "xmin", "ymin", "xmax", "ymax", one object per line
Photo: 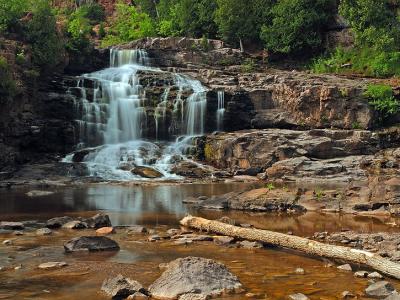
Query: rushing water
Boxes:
[
  {"xmin": 67, "ymin": 49, "xmax": 212, "ymax": 181},
  {"xmin": 1, "ymin": 184, "xmax": 400, "ymax": 299}
]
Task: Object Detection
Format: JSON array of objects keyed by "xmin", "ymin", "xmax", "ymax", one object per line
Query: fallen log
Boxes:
[{"xmin": 180, "ymin": 216, "xmax": 400, "ymax": 280}]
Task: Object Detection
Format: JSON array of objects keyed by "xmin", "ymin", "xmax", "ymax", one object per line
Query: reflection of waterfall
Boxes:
[
  {"xmin": 66, "ymin": 49, "xmax": 210, "ymax": 180},
  {"xmin": 217, "ymin": 90, "xmax": 225, "ymax": 131}
]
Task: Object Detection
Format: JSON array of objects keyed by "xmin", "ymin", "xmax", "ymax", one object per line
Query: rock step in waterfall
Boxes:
[{"xmin": 64, "ymin": 49, "xmax": 224, "ymax": 181}]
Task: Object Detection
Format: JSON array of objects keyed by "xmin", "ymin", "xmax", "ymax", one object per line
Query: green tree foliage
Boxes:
[
  {"xmin": 0, "ymin": 0, "xmax": 29, "ymax": 33},
  {"xmin": 0, "ymin": 56, "xmax": 16, "ymax": 101},
  {"xmin": 215, "ymin": 0, "xmax": 274, "ymax": 46},
  {"xmin": 102, "ymin": 2, "xmax": 157, "ymax": 47},
  {"xmin": 26, "ymin": 0, "xmax": 63, "ymax": 71},
  {"xmin": 134, "ymin": 0, "xmax": 159, "ymax": 19},
  {"xmin": 364, "ymin": 84, "xmax": 399, "ymax": 121},
  {"xmin": 261, "ymin": 0, "xmax": 335, "ymax": 55}
]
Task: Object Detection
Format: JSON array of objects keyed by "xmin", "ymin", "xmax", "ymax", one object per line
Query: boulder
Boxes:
[
  {"xmin": 46, "ymin": 216, "xmax": 74, "ymax": 229},
  {"xmin": 148, "ymin": 256, "xmax": 243, "ymax": 299},
  {"xmin": 0, "ymin": 222, "xmax": 24, "ymax": 230},
  {"xmin": 85, "ymin": 213, "xmax": 112, "ymax": 229},
  {"xmin": 101, "ymin": 274, "xmax": 148, "ymax": 298},
  {"xmin": 62, "ymin": 220, "xmax": 88, "ymax": 229},
  {"xmin": 365, "ymin": 281, "xmax": 395, "ymax": 298},
  {"xmin": 131, "ymin": 166, "xmax": 164, "ymax": 179},
  {"xmin": 64, "ymin": 236, "xmax": 120, "ymax": 253}
]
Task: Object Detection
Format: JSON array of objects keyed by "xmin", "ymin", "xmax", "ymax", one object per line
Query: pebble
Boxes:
[
  {"xmin": 341, "ymin": 291, "xmax": 355, "ymax": 298},
  {"xmin": 36, "ymin": 228, "xmax": 53, "ymax": 236},
  {"xmin": 354, "ymin": 270, "xmax": 368, "ymax": 278},
  {"xmin": 14, "ymin": 264, "xmax": 22, "ymax": 270},
  {"xmin": 368, "ymin": 271, "xmax": 384, "ymax": 279},
  {"xmin": 13, "ymin": 231, "xmax": 24, "ymax": 236},
  {"xmin": 148, "ymin": 235, "xmax": 161, "ymax": 242},
  {"xmin": 289, "ymin": 293, "xmax": 309, "ymax": 300},
  {"xmin": 295, "ymin": 268, "xmax": 305, "ymax": 275},
  {"xmin": 2, "ymin": 240, "xmax": 12, "ymax": 246}
]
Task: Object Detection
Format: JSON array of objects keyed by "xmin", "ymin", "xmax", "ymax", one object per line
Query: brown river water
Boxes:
[{"xmin": 1, "ymin": 183, "xmax": 400, "ymax": 299}]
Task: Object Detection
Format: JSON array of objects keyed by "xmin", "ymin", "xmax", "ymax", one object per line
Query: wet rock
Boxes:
[
  {"xmin": 239, "ymin": 240, "xmax": 263, "ymax": 249},
  {"xmin": 148, "ymin": 256, "xmax": 243, "ymax": 299},
  {"xmin": 46, "ymin": 216, "xmax": 74, "ymax": 229},
  {"xmin": 171, "ymin": 161, "xmax": 211, "ymax": 178},
  {"xmin": 2, "ymin": 239, "xmax": 12, "ymax": 246},
  {"xmin": 213, "ymin": 236, "xmax": 235, "ymax": 246},
  {"xmin": 13, "ymin": 231, "xmax": 24, "ymax": 236},
  {"xmin": 0, "ymin": 222, "xmax": 24, "ymax": 230},
  {"xmin": 26, "ymin": 190, "xmax": 54, "ymax": 197},
  {"xmin": 64, "ymin": 236, "xmax": 120, "ymax": 253},
  {"xmin": 101, "ymin": 274, "xmax": 148, "ymax": 298},
  {"xmin": 126, "ymin": 226, "xmax": 148, "ymax": 234},
  {"xmin": 127, "ymin": 292, "xmax": 149, "ymax": 299},
  {"xmin": 148, "ymin": 235, "xmax": 161, "ymax": 242},
  {"xmin": 62, "ymin": 220, "xmax": 88, "ymax": 229},
  {"xmin": 85, "ymin": 213, "xmax": 112, "ymax": 229},
  {"xmin": 38, "ymin": 262, "xmax": 68, "ymax": 269},
  {"xmin": 368, "ymin": 272, "xmax": 384, "ymax": 279},
  {"xmin": 166, "ymin": 228, "xmax": 180, "ymax": 237},
  {"xmin": 131, "ymin": 166, "xmax": 163, "ymax": 178},
  {"xmin": 365, "ymin": 281, "xmax": 395, "ymax": 298},
  {"xmin": 337, "ymin": 264, "xmax": 352, "ymax": 271},
  {"xmin": 96, "ymin": 227, "xmax": 115, "ymax": 235},
  {"xmin": 289, "ymin": 293, "xmax": 309, "ymax": 300},
  {"xmin": 354, "ymin": 271, "xmax": 368, "ymax": 278},
  {"xmin": 342, "ymin": 291, "xmax": 355, "ymax": 299},
  {"xmin": 36, "ymin": 228, "xmax": 53, "ymax": 236}
]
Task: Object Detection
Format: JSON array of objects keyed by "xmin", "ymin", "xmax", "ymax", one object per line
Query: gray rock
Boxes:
[
  {"xmin": 354, "ymin": 271, "xmax": 368, "ymax": 278},
  {"xmin": 365, "ymin": 281, "xmax": 395, "ymax": 298},
  {"xmin": 46, "ymin": 216, "xmax": 74, "ymax": 229},
  {"xmin": 62, "ymin": 220, "xmax": 88, "ymax": 229},
  {"xmin": 213, "ymin": 236, "xmax": 235, "ymax": 245},
  {"xmin": 289, "ymin": 293, "xmax": 309, "ymax": 300},
  {"xmin": 385, "ymin": 292, "xmax": 400, "ymax": 300},
  {"xmin": 36, "ymin": 228, "xmax": 53, "ymax": 236},
  {"xmin": 101, "ymin": 274, "xmax": 147, "ymax": 298},
  {"xmin": 85, "ymin": 213, "xmax": 112, "ymax": 229},
  {"xmin": 126, "ymin": 225, "xmax": 148, "ymax": 234},
  {"xmin": 148, "ymin": 257, "xmax": 243, "ymax": 299},
  {"xmin": 368, "ymin": 272, "xmax": 384, "ymax": 279},
  {"xmin": 239, "ymin": 240, "xmax": 263, "ymax": 249},
  {"xmin": 64, "ymin": 236, "xmax": 120, "ymax": 253},
  {"xmin": 0, "ymin": 222, "xmax": 24, "ymax": 230}
]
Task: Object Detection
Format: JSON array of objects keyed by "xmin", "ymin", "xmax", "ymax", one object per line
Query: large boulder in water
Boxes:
[
  {"xmin": 84, "ymin": 213, "xmax": 112, "ymax": 229},
  {"xmin": 148, "ymin": 256, "xmax": 243, "ymax": 299},
  {"xmin": 131, "ymin": 166, "xmax": 163, "ymax": 178},
  {"xmin": 46, "ymin": 216, "xmax": 74, "ymax": 229},
  {"xmin": 64, "ymin": 236, "xmax": 120, "ymax": 253}
]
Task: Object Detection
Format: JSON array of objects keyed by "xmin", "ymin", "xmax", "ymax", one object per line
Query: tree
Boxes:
[
  {"xmin": 261, "ymin": 0, "xmax": 335, "ymax": 55},
  {"xmin": 215, "ymin": 0, "xmax": 274, "ymax": 48},
  {"xmin": 0, "ymin": 0, "xmax": 29, "ymax": 33},
  {"xmin": 27, "ymin": 0, "xmax": 64, "ymax": 71}
]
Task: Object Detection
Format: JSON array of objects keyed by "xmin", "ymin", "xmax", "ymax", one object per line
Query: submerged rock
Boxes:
[
  {"xmin": 85, "ymin": 213, "xmax": 112, "ymax": 229},
  {"xmin": 131, "ymin": 166, "xmax": 164, "ymax": 179},
  {"xmin": 365, "ymin": 281, "xmax": 395, "ymax": 298},
  {"xmin": 64, "ymin": 236, "xmax": 120, "ymax": 253},
  {"xmin": 148, "ymin": 256, "xmax": 243, "ymax": 299},
  {"xmin": 101, "ymin": 274, "xmax": 148, "ymax": 298}
]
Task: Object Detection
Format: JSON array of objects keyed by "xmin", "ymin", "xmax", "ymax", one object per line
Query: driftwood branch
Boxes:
[{"xmin": 180, "ymin": 216, "xmax": 400, "ymax": 280}]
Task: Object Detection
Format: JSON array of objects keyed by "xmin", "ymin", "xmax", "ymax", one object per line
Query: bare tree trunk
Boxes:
[
  {"xmin": 180, "ymin": 216, "xmax": 400, "ymax": 280},
  {"xmin": 239, "ymin": 38, "xmax": 244, "ymax": 53}
]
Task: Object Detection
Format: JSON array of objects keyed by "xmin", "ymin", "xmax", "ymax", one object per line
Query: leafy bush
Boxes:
[
  {"xmin": 15, "ymin": 50, "xmax": 26, "ymax": 65},
  {"xmin": 261, "ymin": 0, "xmax": 336, "ymax": 55},
  {"xmin": 364, "ymin": 84, "xmax": 399, "ymax": 120},
  {"xmin": 0, "ymin": 56, "xmax": 16, "ymax": 101},
  {"xmin": 73, "ymin": 3, "xmax": 105, "ymax": 25},
  {"xmin": 101, "ymin": 2, "xmax": 157, "ymax": 47},
  {"xmin": 241, "ymin": 58, "xmax": 256, "ymax": 73},
  {"xmin": 26, "ymin": 0, "xmax": 64, "ymax": 72}
]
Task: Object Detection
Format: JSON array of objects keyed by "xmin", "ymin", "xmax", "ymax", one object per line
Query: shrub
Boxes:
[
  {"xmin": 15, "ymin": 50, "xmax": 26, "ymax": 65},
  {"xmin": 364, "ymin": 84, "xmax": 399, "ymax": 121},
  {"xmin": 0, "ymin": 56, "xmax": 16, "ymax": 101},
  {"xmin": 0, "ymin": 0, "xmax": 29, "ymax": 34},
  {"xmin": 241, "ymin": 58, "xmax": 256, "ymax": 73}
]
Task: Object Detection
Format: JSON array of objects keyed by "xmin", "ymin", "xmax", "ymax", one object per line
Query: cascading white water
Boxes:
[
  {"xmin": 217, "ymin": 90, "xmax": 225, "ymax": 131},
  {"xmin": 66, "ymin": 49, "xmax": 210, "ymax": 180}
]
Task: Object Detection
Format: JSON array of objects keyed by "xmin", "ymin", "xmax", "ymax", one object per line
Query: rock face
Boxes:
[
  {"xmin": 148, "ymin": 257, "xmax": 243, "ymax": 299},
  {"xmin": 187, "ymin": 188, "xmax": 305, "ymax": 213},
  {"xmin": 131, "ymin": 166, "xmax": 164, "ymax": 179},
  {"xmin": 101, "ymin": 274, "xmax": 147, "ymax": 298},
  {"xmin": 64, "ymin": 236, "xmax": 120, "ymax": 253}
]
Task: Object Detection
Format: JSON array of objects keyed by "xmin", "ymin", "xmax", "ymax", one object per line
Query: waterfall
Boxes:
[
  {"xmin": 217, "ymin": 90, "xmax": 225, "ymax": 131},
  {"xmin": 67, "ymin": 49, "xmax": 210, "ymax": 180}
]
